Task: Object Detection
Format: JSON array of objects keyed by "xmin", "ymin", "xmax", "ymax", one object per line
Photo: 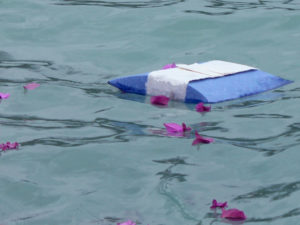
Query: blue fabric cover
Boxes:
[
  {"xmin": 108, "ymin": 70, "xmax": 292, "ymax": 103},
  {"xmin": 109, "ymin": 73, "xmax": 148, "ymax": 95}
]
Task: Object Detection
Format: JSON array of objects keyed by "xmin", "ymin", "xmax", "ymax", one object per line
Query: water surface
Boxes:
[{"xmin": 0, "ymin": 0, "xmax": 300, "ymax": 224}]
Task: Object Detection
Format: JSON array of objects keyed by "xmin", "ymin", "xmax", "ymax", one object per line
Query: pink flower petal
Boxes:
[
  {"xmin": 0, "ymin": 93, "xmax": 10, "ymax": 99},
  {"xmin": 0, "ymin": 142, "xmax": 19, "ymax": 151},
  {"xmin": 192, "ymin": 131, "xmax": 213, "ymax": 145},
  {"xmin": 0, "ymin": 144, "xmax": 7, "ymax": 151},
  {"xmin": 162, "ymin": 63, "xmax": 176, "ymax": 70},
  {"xmin": 182, "ymin": 123, "xmax": 192, "ymax": 132},
  {"xmin": 7, "ymin": 142, "xmax": 19, "ymax": 149},
  {"xmin": 210, "ymin": 199, "xmax": 228, "ymax": 209},
  {"xmin": 221, "ymin": 208, "xmax": 247, "ymax": 220},
  {"xmin": 24, "ymin": 82, "xmax": 40, "ymax": 90},
  {"xmin": 150, "ymin": 95, "xmax": 170, "ymax": 105},
  {"xmin": 164, "ymin": 122, "xmax": 191, "ymax": 133},
  {"xmin": 164, "ymin": 123, "xmax": 183, "ymax": 133},
  {"xmin": 196, "ymin": 102, "xmax": 211, "ymax": 112},
  {"xmin": 117, "ymin": 220, "xmax": 136, "ymax": 225},
  {"xmin": 192, "ymin": 139, "xmax": 201, "ymax": 145}
]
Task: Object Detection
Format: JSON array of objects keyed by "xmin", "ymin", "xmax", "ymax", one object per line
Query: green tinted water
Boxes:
[{"xmin": 0, "ymin": 0, "xmax": 300, "ymax": 224}]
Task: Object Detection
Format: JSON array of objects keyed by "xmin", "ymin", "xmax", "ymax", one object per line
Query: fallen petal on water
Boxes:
[
  {"xmin": 117, "ymin": 220, "xmax": 136, "ymax": 225},
  {"xmin": 210, "ymin": 199, "xmax": 228, "ymax": 209},
  {"xmin": 182, "ymin": 123, "xmax": 192, "ymax": 132},
  {"xmin": 0, "ymin": 142, "xmax": 19, "ymax": 151},
  {"xmin": 164, "ymin": 122, "xmax": 191, "ymax": 133},
  {"xmin": 196, "ymin": 102, "xmax": 211, "ymax": 112},
  {"xmin": 221, "ymin": 208, "xmax": 247, "ymax": 220},
  {"xmin": 192, "ymin": 131, "xmax": 213, "ymax": 145},
  {"xmin": 0, "ymin": 93, "xmax": 10, "ymax": 99},
  {"xmin": 150, "ymin": 95, "xmax": 170, "ymax": 105},
  {"xmin": 24, "ymin": 82, "xmax": 40, "ymax": 90},
  {"xmin": 164, "ymin": 123, "xmax": 184, "ymax": 132},
  {"xmin": 162, "ymin": 63, "xmax": 176, "ymax": 70}
]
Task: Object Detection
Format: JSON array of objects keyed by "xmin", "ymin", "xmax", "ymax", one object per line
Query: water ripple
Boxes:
[
  {"xmin": 0, "ymin": 60, "xmax": 53, "ymax": 69},
  {"xmin": 12, "ymin": 210, "xmax": 53, "ymax": 222},
  {"xmin": 157, "ymin": 168, "xmax": 187, "ymax": 182},
  {"xmin": 220, "ymin": 122, "xmax": 300, "ymax": 156},
  {"xmin": 214, "ymin": 87, "xmax": 300, "ymax": 111},
  {"xmin": 247, "ymin": 207, "xmax": 300, "ymax": 222},
  {"xmin": 184, "ymin": 0, "xmax": 300, "ymax": 16},
  {"xmin": 207, "ymin": 207, "xmax": 300, "ymax": 223},
  {"xmin": 234, "ymin": 113, "xmax": 292, "ymax": 119},
  {"xmin": 0, "ymin": 57, "xmax": 118, "ymax": 97},
  {"xmin": 215, "ymin": 99, "xmax": 276, "ymax": 110},
  {"xmin": 54, "ymin": 0, "xmax": 185, "ymax": 8},
  {"xmin": 153, "ymin": 156, "xmax": 194, "ymax": 166},
  {"xmin": 234, "ymin": 180, "xmax": 300, "ymax": 201},
  {"xmin": 157, "ymin": 178, "xmax": 199, "ymax": 222},
  {"xmin": 19, "ymin": 118, "xmax": 150, "ymax": 147},
  {"xmin": 0, "ymin": 114, "xmax": 95, "ymax": 130}
]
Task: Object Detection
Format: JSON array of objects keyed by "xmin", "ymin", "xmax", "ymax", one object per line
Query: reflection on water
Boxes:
[
  {"xmin": 0, "ymin": 51, "xmax": 13, "ymax": 61},
  {"xmin": 54, "ymin": 0, "xmax": 185, "ymax": 8}
]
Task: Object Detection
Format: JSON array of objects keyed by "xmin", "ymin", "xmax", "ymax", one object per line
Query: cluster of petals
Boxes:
[
  {"xmin": 0, "ymin": 142, "xmax": 19, "ymax": 151},
  {"xmin": 195, "ymin": 102, "xmax": 211, "ymax": 112},
  {"xmin": 0, "ymin": 82, "xmax": 39, "ymax": 101},
  {"xmin": 150, "ymin": 95, "xmax": 170, "ymax": 106},
  {"xmin": 164, "ymin": 122, "xmax": 191, "ymax": 133},
  {"xmin": 150, "ymin": 96, "xmax": 212, "ymax": 115},
  {"xmin": 192, "ymin": 131, "xmax": 214, "ymax": 145},
  {"xmin": 151, "ymin": 95, "xmax": 213, "ymax": 144},
  {"xmin": 0, "ymin": 82, "xmax": 40, "ymax": 152},
  {"xmin": 24, "ymin": 82, "xmax": 40, "ymax": 90},
  {"xmin": 117, "ymin": 220, "xmax": 136, "ymax": 225},
  {"xmin": 210, "ymin": 199, "xmax": 228, "ymax": 209},
  {"xmin": 162, "ymin": 63, "xmax": 176, "ymax": 70},
  {"xmin": 0, "ymin": 93, "xmax": 10, "ymax": 99},
  {"xmin": 163, "ymin": 123, "xmax": 213, "ymax": 144}
]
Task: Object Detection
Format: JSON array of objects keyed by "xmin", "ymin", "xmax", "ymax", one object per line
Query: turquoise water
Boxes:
[{"xmin": 0, "ymin": 0, "xmax": 300, "ymax": 224}]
